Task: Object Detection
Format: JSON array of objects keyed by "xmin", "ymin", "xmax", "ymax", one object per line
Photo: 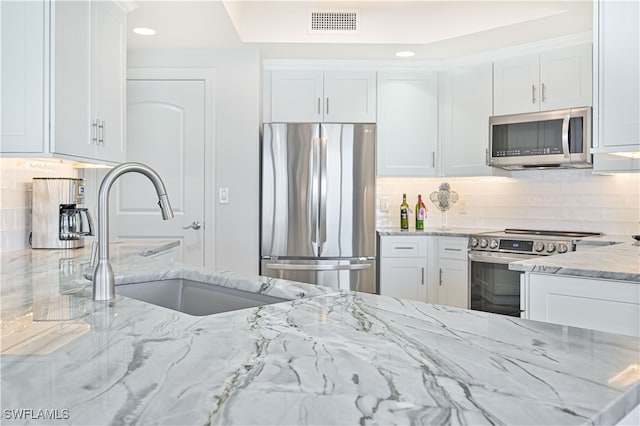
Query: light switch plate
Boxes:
[
  {"xmin": 219, "ymin": 187, "xmax": 230, "ymax": 204},
  {"xmin": 458, "ymin": 199, "xmax": 467, "ymax": 214},
  {"xmin": 379, "ymin": 197, "xmax": 390, "ymax": 212}
]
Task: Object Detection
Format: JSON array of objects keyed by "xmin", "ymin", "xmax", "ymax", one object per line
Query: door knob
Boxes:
[{"xmin": 182, "ymin": 220, "xmax": 201, "ymax": 230}]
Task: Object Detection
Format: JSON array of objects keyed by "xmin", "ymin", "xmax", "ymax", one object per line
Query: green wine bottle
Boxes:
[
  {"xmin": 415, "ymin": 194, "xmax": 426, "ymax": 230},
  {"xmin": 400, "ymin": 193, "xmax": 409, "ymax": 230}
]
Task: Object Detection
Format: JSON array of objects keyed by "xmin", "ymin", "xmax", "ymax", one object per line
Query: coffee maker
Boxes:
[{"xmin": 31, "ymin": 177, "xmax": 94, "ymax": 249}]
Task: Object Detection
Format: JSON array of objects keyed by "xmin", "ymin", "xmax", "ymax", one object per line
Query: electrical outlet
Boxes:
[
  {"xmin": 380, "ymin": 197, "xmax": 390, "ymax": 212},
  {"xmin": 458, "ymin": 199, "xmax": 467, "ymax": 214},
  {"xmin": 219, "ymin": 187, "xmax": 230, "ymax": 204}
]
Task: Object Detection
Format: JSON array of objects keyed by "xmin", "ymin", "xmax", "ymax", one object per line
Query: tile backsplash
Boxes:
[
  {"xmin": 377, "ymin": 169, "xmax": 640, "ymax": 236},
  {"xmin": 0, "ymin": 159, "xmax": 78, "ymax": 251},
  {"xmin": 1, "ymin": 159, "xmax": 639, "ymax": 252}
]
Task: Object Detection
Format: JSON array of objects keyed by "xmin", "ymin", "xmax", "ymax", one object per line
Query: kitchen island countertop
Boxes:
[{"xmin": 1, "ymin": 241, "xmax": 639, "ymax": 425}]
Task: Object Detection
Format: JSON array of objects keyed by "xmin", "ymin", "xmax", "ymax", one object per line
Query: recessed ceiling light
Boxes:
[
  {"xmin": 395, "ymin": 51, "xmax": 415, "ymax": 58},
  {"xmin": 133, "ymin": 27, "xmax": 156, "ymax": 36}
]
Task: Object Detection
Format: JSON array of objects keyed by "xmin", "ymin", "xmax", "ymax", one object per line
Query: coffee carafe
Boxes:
[{"xmin": 32, "ymin": 178, "xmax": 95, "ymax": 249}]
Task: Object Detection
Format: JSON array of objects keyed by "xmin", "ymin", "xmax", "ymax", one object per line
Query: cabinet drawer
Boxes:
[
  {"xmin": 380, "ymin": 236, "xmax": 428, "ymax": 258},
  {"xmin": 438, "ymin": 237, "xmax": 468, "ymax": 260}
]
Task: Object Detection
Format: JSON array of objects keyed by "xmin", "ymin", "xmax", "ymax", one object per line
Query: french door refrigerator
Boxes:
[{"xmin": 260, "ymin": 123, "xmax": 376, "ymax": 294}]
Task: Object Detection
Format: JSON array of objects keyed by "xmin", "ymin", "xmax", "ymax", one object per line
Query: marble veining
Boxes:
[
  {"xmin": 1, "ymin": 241, "xmax": 639, "ymax": 425},
  {"xmin": 377, "ymin": 227, "xmax": 500, "ymax": 238},
  {"xmin": 510, "ymin": 242, "xmax": 640, "ymax": 282}
]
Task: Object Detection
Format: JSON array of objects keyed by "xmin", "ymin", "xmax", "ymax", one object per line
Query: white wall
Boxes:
[
  {"xmin": 0, "ymin": 159, "xmax": 78, "ymax": 251},
  {"xmin": 127, "ymin": 49, "xmax": 261, "ymax": 275},
  {"xmin": 377, "ymin": 170, "xmax": 640, "ymax": 236}
]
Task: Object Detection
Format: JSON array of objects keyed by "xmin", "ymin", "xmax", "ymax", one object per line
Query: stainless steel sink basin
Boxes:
[{"xmin": 116, "ymin": 279, "xmax": 288, "ymax": 316}]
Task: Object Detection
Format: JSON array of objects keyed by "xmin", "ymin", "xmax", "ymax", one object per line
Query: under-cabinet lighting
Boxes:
[
  {"xmin": 606, "ymin": 151, "xmax": 640, "ymax": 159},
  {"xmin": 395, "ymin": 51, "xmax": 415, "ymax": 58},
  {"xmin": 133, "ymin": 27, "xmax": 156, "ymax": 36}
]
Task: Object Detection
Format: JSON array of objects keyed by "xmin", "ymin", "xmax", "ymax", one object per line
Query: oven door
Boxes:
[{"xmin": 468, "ymin": 251, "xmax": 535, "ymax": 317}]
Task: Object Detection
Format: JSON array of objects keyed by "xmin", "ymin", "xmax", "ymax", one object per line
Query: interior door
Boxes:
[{"xmin": 110, "ymin": 79, "xmax": 206, "ymax": 266}]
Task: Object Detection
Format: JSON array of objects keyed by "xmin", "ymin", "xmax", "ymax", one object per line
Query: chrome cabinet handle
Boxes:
[
  {"xmin": 182, "ymin": 220, "xmax": 201, "ymax": 230},
  {"xmin": 541, "ymin": 83, "xmax": 546, "ymax": 102},
  {"xmin": 98, "ymin": 120, "xmax": 105, "ymax": 145},
  {"xmin": 444, "ymin": 248, "xmax": 462, "ymax": 251},
  {"xmin": 326, "ymin": 97, "xmax": 329, "ymax": 115},
  {"xmin": 439, "ymin": 268, "xmax": 443, "ymax": 286},
  {"xmin": 317, "ymin": 97, "xmax": 321, "ymax": 114},
  {"xmin": 532, "ymin": 84, "xmax": 536, "ymax": 104},
  {"xmin": 421, "ymin": 267, "xmax": 425, "ymax": 285}
]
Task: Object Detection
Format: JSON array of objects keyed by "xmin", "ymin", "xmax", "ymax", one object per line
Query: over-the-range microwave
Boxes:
[{"xmin": 488, "ymin": 106, "xmax": 592, "ymax": 170}]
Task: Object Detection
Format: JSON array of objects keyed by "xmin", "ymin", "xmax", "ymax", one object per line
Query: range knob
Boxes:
[
  {"xmin": 489, "ymin": 239, "xmax": 499, "ymax": 249},
  {"xmin": 469, "ymin": 237, "xmax": 479, "ymax": 248},
  {"xmin": 546, "ymin": 242, "xmax": 556, "ymax": 253},
  {"xmin": 557, "ymin": 243, "xmax": 568, "ymax": 254},
  {"xmin": 479, "ymin": 238, "xmax": 488, "ymax": 248},
  {"xmin": 534, "ymin": 242, "xmax": 545, "ymax": 252}
]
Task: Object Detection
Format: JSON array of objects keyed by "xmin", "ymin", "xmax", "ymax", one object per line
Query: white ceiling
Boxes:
[{"xmin": 127, "ymin": 0, "xmax": 593, "ymax": 60}]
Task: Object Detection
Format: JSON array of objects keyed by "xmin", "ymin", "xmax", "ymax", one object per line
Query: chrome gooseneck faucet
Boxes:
[{"xmin": 92, "ymin": 162, "xmax": 174, "ymax": 301}]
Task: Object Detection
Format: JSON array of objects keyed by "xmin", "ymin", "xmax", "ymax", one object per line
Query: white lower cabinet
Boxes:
[
  {"xmin": 525, "ymin": 273, "xmax": 640, "ymax": 337},
  {"xmin": 436, "ymin": 237, "xmax": 469, "ymax": 309},
  {"xmin": 379, "ymin": 236, "xmax": 429, "ymax": 302},
  {"xmin": 379, "ymin": 235, "xmax": 469, "ymax": 309}
]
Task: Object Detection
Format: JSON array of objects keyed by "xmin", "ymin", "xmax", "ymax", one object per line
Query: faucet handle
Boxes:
[{"xmin": 90, "ymin": 241, "xmax": 98, "ymax": 267}]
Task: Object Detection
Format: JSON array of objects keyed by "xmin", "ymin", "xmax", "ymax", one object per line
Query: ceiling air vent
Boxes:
[{"xmin": 309, "ymin": 10, "xmax": 359, "ymax": 34}]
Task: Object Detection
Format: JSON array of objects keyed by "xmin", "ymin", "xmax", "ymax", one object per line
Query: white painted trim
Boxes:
[{"xmin": 126, "ymin": 67, "xmax": 216, "ymax": 268}]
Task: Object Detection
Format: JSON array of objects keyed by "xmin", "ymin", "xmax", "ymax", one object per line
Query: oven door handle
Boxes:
[{"xmin": 468, "ymin": 252, "xmax": 536, "ymax": 265}]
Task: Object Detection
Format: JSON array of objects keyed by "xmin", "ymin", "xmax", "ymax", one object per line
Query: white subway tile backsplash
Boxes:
[
  {"xmin": 0, "ymin": 159, "xmax": 77, "ymax": 252},
  {"xmin": 377, "ymin": 170, "xmax": 640, "ymax": 236}
]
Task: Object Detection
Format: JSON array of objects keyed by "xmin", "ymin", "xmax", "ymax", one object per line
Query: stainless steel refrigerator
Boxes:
[{"xmin": 260, "ymin": 123, "xmax": 376, "ymax": 293}]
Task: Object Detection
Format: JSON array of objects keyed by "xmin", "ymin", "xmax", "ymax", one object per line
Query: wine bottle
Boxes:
[
  {"xmin": 415, "ymin": 194, "xmax": 426, "ymax": 230},
  {"xmin": 400, "ymin": 193, "xmax": 409, "ymax": 230}
]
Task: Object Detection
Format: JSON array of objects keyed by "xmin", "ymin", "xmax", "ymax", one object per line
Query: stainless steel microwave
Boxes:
[{"xmin": 488, "ymin": 107, "xmax": 592, "ymax": 170}]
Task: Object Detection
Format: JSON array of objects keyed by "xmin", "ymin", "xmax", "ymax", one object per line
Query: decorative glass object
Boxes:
[{"xmin": 429, "ymin": 182, "xmax": 459, "ymax": 230}]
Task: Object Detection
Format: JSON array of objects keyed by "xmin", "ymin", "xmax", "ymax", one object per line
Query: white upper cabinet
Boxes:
[
  {"xmin": 92, "ymin": 1, "xmax": 127, "ymax": 163},
  {"xmin": 593, "ymin": 0, "xmax": 639, "ymax": 154},
  {"xmin": 1, "ymin": 0, "xmax": 47, "ymax": 153},
  {"xmin": 493, "ymin": 44, "xmax": 592, "ymax": 115},
  {"xmin": 1, "ymin": 0, "xmax": 130, "ymax": 164},
  {"xmin": 440, "ymin": 63, "xmax": 499, "ymax": 177},
  {"xmin": 377, "ymin": 71, "xmax": 438, "ymax": 177},
  {"xmin": 269, "ymin": 70, "xmax": 376, "ymax": 123}
]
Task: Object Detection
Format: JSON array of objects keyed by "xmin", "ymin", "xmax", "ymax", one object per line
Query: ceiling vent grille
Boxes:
[{"xmin": 309, "ymin": 10, "xmax": 359, "ymax": 33}]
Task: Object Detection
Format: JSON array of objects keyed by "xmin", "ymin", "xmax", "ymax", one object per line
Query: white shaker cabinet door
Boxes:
[
  {"xmin": 380, "ymin": 258, "xmax": 428, "ymax": 302},
  {"xmin": 597, "ymin": 0, "xmax": 639, "ymax": 150},
  {"xmin": 51, "ymin": 0, "xmax": 93, "ymax": 159},
  {"xmin": 539, "ymin": 44, "xmax": 592, "ymax": 112},
  {"xmin": 493, "ymin": 54, "xmax": 539, "ymax": 115},
  {"xmin": 323, "ymin": 71, "xmax": 376, "ymax": 123},
  {"xmin": 377, "ymin": 71, "xmax": 438, "ymax": 177},
  {"xmin": 440, "ymin": 63, "xmax": 496, "ymax": 177},
  {"xmin": 271, "ymin": 71, "xmax": 324, "ymax": 122},
  {"xmin": 527, "ymin": 273, "xmax": 640, "ymax": 337},
  {"xmin": 92, "ymin": 0, "xmax": 127, "ymax": 163},
  {"xmin": 1, "ymin": 0, "xmax": 46, "ymax": 153}
]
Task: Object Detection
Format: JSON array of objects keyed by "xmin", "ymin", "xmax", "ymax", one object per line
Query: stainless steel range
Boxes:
[{"xmin": 468, "ymin": 228, "xmax": 601, "ymax": 317}]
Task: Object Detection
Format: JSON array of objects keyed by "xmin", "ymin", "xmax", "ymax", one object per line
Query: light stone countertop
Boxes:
[
  {"xmin": 377, "ymin": 226, "xmax": 500, "ymax": 238},
  {"xmin": 509, "ymin": 240, "xmax": 640, "ymax": 282},
  {"xmin": 1, "ymin": 240, "xmax": 639, "ymax": 425}
]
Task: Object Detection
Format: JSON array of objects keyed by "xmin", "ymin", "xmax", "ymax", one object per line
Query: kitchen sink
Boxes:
[{"xmin": 116, "ymin": 279, "xmax": 288, "ymax": 316}]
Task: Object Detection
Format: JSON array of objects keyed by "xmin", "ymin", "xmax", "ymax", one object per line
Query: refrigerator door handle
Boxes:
[
  {"xmin": 311, "ymin": 136, "xmax": 320, "ymax": 247},
  {"xmin": 265, "ymin": 263, "xmax": 372, "ymax": 271},
  {"xmin": 319, "ymin": 136, "xmax": 328, "ymax": 250}
]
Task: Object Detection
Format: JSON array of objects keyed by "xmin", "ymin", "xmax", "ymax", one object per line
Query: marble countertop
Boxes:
[
  {"xmin": 510, "ymin": 241, "xmax": 640, "ymax": 282},
  {"xmin": 377, "ymin": 227, "xmax": 499, "ymax": 237},
  {"xmin": 1, "ymin": 241, "xmax": 639, "ymax": 425}
]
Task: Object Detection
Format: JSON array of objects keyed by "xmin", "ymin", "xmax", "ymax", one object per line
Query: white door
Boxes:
[{"xmin": 111, "ymin": 79, "xmax": 206, "ymax": 266}]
